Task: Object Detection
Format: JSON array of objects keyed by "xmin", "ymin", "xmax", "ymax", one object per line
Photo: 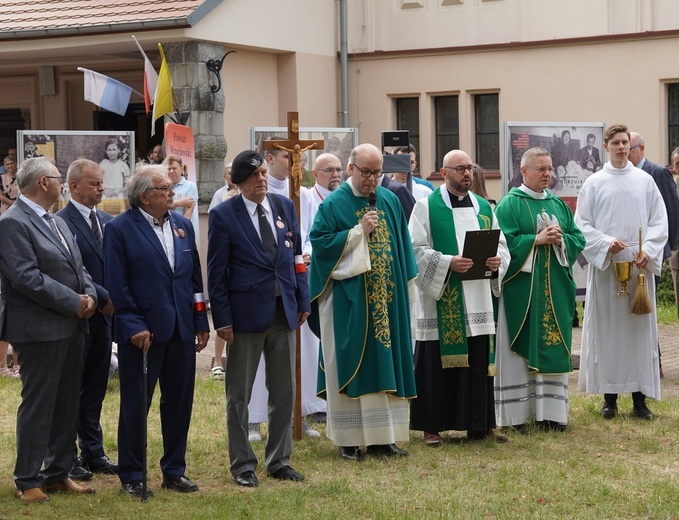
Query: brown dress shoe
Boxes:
[
  {"xmin": 14, "ymin": 487, "xmax": 49, "ymax": 503},
  {"xmin": 43, "ymin": 478, "xmax": 95, "ymax": 494},
  {"xmin": 423, "ymin": 431, "xmax": 442, "ymax": 446}
]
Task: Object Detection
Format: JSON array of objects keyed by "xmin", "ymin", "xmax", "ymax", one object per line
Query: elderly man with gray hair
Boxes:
[
  {"xmin": 104, "ymin": 164, "xmax": 209, "ymax": 498},
  {"xmin": 0, "ymin": 157, "xmax": 97, "ymax": 503}
]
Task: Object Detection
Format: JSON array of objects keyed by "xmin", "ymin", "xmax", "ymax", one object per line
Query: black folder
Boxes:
[{"xmin": 458, "ymin": 229, "xmax": 501, "ymax": 280}]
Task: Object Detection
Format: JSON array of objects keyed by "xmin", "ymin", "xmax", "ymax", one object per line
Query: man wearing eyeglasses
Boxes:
[
  {"xmin": 628, "ymin": 132, "xmax": 679, "ymax": 379},
  {"xmin": 0, "ymin": 157, "xmax": 98, "ymax": 503},
  {"xmin": 494, "ymin": 147, "xmax": 585, "ymax": 433},
  {"xmin": 409, "ymin": 149, "xmax": 510, "ymax": 446},
  {"xmin": 309, "ymin": 143, "xmax": 417, "ymax": 461},
  {"xmin": 104, "ymin": 165, "xmax": 210, "ymax": 497}
]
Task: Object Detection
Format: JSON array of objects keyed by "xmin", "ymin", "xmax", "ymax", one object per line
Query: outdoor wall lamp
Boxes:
[{"xmin": 206, "ymin": 50, "xmax": 236, "ymax": 93}]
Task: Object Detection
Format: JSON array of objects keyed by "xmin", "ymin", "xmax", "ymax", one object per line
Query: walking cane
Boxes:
[{"xmin": 141, "ymin": 348, "xmax": 150, "ymax": 502}]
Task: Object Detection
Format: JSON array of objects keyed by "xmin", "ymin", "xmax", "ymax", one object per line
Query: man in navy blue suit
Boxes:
[
  {"xmin": 629, "ymin": 132, "xmax": 679, "ymax": 259},
  {"xmin": 207, "ymin": 150, "xmax": 310, "ymax": 488},
  {"xmin": 629, "ymin": 131, "xmax": 679, "ymax": 379},
  {"xmin": 57, "ymin": 159, "xmax": 117, "ymax": 481},
  {"xmin": 104, "ymin": 165, "xmax": 210, "ymax": 498}
]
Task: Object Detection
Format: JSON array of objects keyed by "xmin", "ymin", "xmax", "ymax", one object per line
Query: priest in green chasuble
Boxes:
[
  {"xmin": 409, "ymin": 149, "xmax": 510, "ymax": 446},
  {"xmin": 309, "ymin": 143, "xmax": 417, "ymax": 461},
  {"xmin": 494, "ymin": 147, "xmax": 585, "ymax": 431}
]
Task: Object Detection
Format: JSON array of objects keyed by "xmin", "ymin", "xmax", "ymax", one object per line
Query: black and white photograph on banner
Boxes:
[
  {"xmin": 503, "ymin": 122, "xmax": 606, "ymax": 212},
  {"xmin": 17, "ymin": 130, "xmax": 135, "ymax": 215},
  {"xmin": 502, "ymin": 122, "xmax": 606, "ymax": 298}
]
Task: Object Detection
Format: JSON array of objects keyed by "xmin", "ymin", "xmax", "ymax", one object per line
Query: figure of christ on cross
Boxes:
[
  {"xmin": 272, "ymin": 142, "xmax": 317, "ymax": 196},
  {"xmin": 263, "ymin": 113, "xmax": 323, "ymax": 200}
]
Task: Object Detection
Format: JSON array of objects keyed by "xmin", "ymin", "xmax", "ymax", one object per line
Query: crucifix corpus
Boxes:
[
  {"xmin": 263, "ymin": 112, "xmax": 324, "ymax": 441},
  {"xmin": 263, "ymin": 112, "xmax": 322, "ymax": 199}
]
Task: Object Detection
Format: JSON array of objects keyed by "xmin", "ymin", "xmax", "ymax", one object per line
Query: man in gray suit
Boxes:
[{"xmin": 0, "ymin": 157, "xmax": 98, "ymax": 503}]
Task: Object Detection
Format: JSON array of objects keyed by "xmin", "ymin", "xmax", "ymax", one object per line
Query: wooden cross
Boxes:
[
  {"xmin": 263, "ymin": 112, "xmax": 323, "ymax": 202},
  {"xmin": 263, "ymin": 112, "xmax": 324, "ymax": 441}
]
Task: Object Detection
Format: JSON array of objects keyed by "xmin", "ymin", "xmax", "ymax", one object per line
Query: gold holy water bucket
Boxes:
[{"xmin": 613, "ymin": 261, "xmax": 633, "ymax": 296}]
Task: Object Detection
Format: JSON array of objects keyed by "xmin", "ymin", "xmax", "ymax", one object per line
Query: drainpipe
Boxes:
[{"xmin": 340, "ymin": 0, "xmax": 348, "ymax": 127}]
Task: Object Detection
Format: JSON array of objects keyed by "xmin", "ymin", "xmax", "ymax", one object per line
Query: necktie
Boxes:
[
  {"xmin": 90, "ymin": 210, "xmax": 103, "ymax": 249},
  {"xmin": 44, "ymin": 213, "xmax": 70, "ymax": 253},
  {"xmin": 256, "ymin": 204, "xmax": 277, "ymax": 262}
]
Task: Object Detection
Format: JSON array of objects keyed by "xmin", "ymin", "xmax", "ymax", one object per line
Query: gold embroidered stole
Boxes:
[{"xmin": 428, "ymin": 189, "xmax": 493, "ymax": 368}]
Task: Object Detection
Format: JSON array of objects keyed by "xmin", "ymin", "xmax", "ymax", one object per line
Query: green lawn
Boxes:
[{"xmin": 0, "ymin": 363, "xmax": 678, "ymax": 519}]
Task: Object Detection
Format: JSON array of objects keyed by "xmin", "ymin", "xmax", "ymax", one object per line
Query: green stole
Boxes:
[{"xmin": 428, "ymin": 188, "xmax": 494, "ymax": 372}]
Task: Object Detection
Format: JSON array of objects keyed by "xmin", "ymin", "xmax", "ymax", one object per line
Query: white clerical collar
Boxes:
[
  {"xmin": 346, "ymin": 177, "xmax": 365, "ymax": 198},
  {"xmin": 267, "ymin": 174, "xmax": 288, "ymax": 195},
  {"xmin": 518, "ymin": 184, "xmax": 548, "ymax": 199}
]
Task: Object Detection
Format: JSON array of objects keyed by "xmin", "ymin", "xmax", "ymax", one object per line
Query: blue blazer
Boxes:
[
  {"xmin": 57, "ymin": 201, "xmax": 113, "ymax": 324},
  {"xmin": 381, "ymin": 175, "xmax": 416, "ymax": 221},
  {"xmin": 207, "ymin": 193, "xmax": 310, "ymax": 333},
  {"xmin": 103, "ymin": 207, "xmax": 209, "ymax": 344},
  {"xmin": 640, "ymin": 159, "xmax": 679, "ymax": 258}
]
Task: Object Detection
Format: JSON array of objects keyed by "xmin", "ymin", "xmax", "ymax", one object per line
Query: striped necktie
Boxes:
[{"xmin": 90, "ymin": 210, "xmax": 103, "ymax": 249}]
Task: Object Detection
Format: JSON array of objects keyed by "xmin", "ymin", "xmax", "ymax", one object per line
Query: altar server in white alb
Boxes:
[{"xmin": 575, "ymin": 123, "xmax": 667, "ymax": 420}]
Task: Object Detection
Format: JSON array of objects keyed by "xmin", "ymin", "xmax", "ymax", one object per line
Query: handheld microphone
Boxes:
[{"xmin": 368, "ymin": 192, "xmax": 377, "ymax": 213}]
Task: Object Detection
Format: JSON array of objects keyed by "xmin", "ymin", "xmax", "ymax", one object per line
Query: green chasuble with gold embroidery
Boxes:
[
  {"xmin": 309, "ymin": 183, "xmax": 418, "ymax": 399},
  {"xmin": 494, "ymin": 188, "xmax": 585, "ymax": 374}
]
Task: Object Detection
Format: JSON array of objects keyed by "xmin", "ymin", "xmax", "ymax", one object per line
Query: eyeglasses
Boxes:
[
  {"xmin": 529, "ymin": 166, "xmax": 554, "ymax": 174},
  {"xmin": 42, "ymin": 175, "xmax": 63, "ymax": 183},
  {"xmin": 629, "ymin": 144, "xmax": 641, "ymax": 150},
  {"xmin": 443, "ymin": 165, "xmax": 476, "ymax": 175},
  {"xmin": 354, "ymin": 165, "xmax": 382, "ymax": 178},
  {"xmin": 149, "ymin": 185, "xmax": 174, "ymax": 194},
  {"xmin": 319, "ymin": 167, "xmax": 343, "ymax": 174}
]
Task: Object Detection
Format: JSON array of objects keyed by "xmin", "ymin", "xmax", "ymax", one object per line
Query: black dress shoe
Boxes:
[
  {"xmin": 366, "ymin": 443, "xmax": 409, "ymax": 457},
  {"xmin": 120, "ymin": 480, "xmax": 154, "ymax": 498},
  {"xmin": 69, "ymin": 459, "xmax": 93, "ymax": 482},
  {"xmin": 161, "ymin": 475, "xmax": 199, "ymax": 493},
  {"xmin": 467, "ymin": 430, "xmax": 508, "ymax": 443},
  {"xmin": 510, "ymin": 424, "xmax": 527, "ymax": 434},
  {"xmin": 537, "ymin": 421, "xmax": 568, "ymax": 433},
  {"xmin": 601, "ymin": 403, "xmax": 617, "ymax": 419},
  {"xmin": 633, "ymin": 403, "xmax": 654, "ymax": 420},
  {"xmin": 82, "ymin": 455, "xmax": 118, "ymax": 474},
  {"xmin": 339, "ymin": 446, "xmax": 364, "ymax": 461},
  {"xmin": 234, "ymin": 470, "xmax": 259, "ymax": 488},
  {"xmin": 267, "ymin": 465, "xmax": 304, "ymax": 482}
]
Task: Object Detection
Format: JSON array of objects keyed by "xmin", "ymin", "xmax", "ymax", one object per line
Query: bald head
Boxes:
[
  {"xmin": 350, "ymin": 143, "xmax": 382, "ymax": 166},
  {"xmin": 441, "ymin": 149, "xmax": 474, "ymax": 197},
  {"xmin": 629, "ymin": 131, "xmax": 646, "ymax": 167},
  {"xmin": 348, "ymin": 143, "xmax": 383, "ymax": 197},
  {"xmin": 313, "ymin": 153, "xmax": 343, "ymax": 191}
]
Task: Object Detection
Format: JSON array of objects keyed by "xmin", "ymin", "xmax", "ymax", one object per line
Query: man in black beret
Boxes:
[{"xmin": 207, "ymin": 150, "xmax": 310, "ymax": 488}]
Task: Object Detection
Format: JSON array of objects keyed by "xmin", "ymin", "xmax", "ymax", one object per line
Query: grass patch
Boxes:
[{"xmin": 0, "ymin": 376, "xmax": 678, "ymax": 518}]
